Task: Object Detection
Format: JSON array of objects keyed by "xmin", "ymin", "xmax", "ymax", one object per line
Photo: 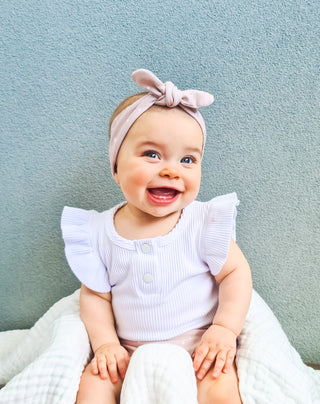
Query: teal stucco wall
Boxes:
[{"xmin": 1, "ymin": 0, "xmax": 319, "ymax": 363}]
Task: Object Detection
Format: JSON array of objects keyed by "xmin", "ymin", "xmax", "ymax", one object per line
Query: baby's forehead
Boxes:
[{"xmin": 124, "ymin": 107, "xmax": 204, "ymax": 151}]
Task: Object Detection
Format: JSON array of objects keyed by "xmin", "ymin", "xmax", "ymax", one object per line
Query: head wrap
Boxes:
[{"xmin": 109, "ymin": 69, "xmax": 214, "ymax": 175}]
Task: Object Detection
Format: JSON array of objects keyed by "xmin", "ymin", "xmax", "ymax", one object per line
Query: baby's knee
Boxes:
[
  {"xmin": 204, "ymin": 384, "xmax": 240, "ymax": 404},
  {"xmin": 76, "ymin": 364, "xmax": 122, "ymax": 404},
  {"xmin": 198, "ymin": 373, "xmax": 242, "ymax": 404}
]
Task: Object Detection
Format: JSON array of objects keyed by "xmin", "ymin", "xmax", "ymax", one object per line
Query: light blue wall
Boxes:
[{"xmin": 1, "ymin": 0, "xmax": 319, "ymax": 363}]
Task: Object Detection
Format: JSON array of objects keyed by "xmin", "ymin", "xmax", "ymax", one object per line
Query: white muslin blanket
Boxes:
[{"xmin": 0, "ymin": 289, "xmax": 319, "ymax": 404}]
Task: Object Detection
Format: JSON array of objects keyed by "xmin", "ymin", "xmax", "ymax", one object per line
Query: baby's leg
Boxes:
[
  {"xmin": 197, "ymin": 361, "xmax": 242, "ymax": 404},
  {"xmin": 76, "ymin": 363, "xmax": 123, "ymax": 404}
]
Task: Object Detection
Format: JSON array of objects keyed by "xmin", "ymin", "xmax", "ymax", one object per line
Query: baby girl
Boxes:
[{"xmin": 61, "ymin": 69, "xmax": 252, "ymax": 403}]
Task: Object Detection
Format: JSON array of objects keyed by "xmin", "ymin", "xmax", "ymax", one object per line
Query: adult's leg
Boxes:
[{"xmin": 197, "ymin": 362, "xmax": 242, "ymax": 404}]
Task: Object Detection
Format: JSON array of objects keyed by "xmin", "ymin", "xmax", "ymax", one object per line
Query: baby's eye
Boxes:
[
  {"xmin": 181, "ymin": 156, "xmax": 195, "ymax": 164},
  {"xmin": 143, "ymin": 150, "xmax": 160, "ymax": 159}
]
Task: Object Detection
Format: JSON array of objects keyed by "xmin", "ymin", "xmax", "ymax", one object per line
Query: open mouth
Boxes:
[{"xmin": 147, "ymin": 188, "xmax": 181, "ymax": 205}]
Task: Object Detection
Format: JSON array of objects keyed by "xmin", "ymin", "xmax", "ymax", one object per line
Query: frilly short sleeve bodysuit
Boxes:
[{"xmin": 61, "ymin": 193, "xmax": 239, "ymax": 342}]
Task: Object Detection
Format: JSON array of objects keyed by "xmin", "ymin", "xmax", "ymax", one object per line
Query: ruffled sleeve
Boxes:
[
  {"xmin": 61, "ymin": 206, "xmax": 111, "ymax": 293},
  {"xmin": 202, "ymin": 192, "xmax": 239, "ymax": 276}
]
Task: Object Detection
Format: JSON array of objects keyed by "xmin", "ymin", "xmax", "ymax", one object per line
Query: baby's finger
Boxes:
[
  {"xmin": 212, "ymin": 351, "xmax": 227, "ymax": 379},
  {"xmin": 222, "ymin": 350, "xmax": 235, "ymax": 373},
  {"xmin": 106, "ymin": 356, "xmax": 119, "ymax": 384},
  {"xmin": 90, "ymin": 357, "xmax": 99, "ymax": 375},
  {"xmin": 117, "ymin": 354, "xmax": 130, "ymax": 380},
  {"xmin": 192, "ymin": 345, "xmax": 209, "ymax": 372},
  {"xmin": 97, "ymin": 356, "xmax": 109, "ymax": 380},
  {"xmin": 196, "ymin": 351, "xmax": 217, "ymax": 380}
]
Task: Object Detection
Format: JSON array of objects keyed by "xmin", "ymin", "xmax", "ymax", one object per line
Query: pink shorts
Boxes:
[{"xmin": 120, "ymin": 325, "xmax": 210, "ymax": 356}]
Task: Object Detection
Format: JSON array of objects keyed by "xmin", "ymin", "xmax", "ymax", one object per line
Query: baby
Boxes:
[{"xmin": 61, "ymin": 69, "xmax": 252, "ymax": 404}]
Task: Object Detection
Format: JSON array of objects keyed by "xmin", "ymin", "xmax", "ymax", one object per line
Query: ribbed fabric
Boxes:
[{"xmin": 61, "ymin": 193, "xmax": 239, "ymax": 341}]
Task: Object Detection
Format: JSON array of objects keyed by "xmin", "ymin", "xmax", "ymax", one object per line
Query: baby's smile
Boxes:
[{"xmin": 147, "ymin": 187, "xmax": 181, "ymax": 205}]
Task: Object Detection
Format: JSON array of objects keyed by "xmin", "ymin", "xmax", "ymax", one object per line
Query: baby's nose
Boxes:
[{"xmin": 159, "ymin": 167, "xmax": 181, "ymax": 179}]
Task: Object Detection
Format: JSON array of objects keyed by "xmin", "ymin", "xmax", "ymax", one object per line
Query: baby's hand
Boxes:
[
  {"xmin": 192, "ymin": 324, "xmax": 237, "ymax": 380},
  {"xmin": 91, "ymin": 342, "xmax": 130, "ymax": 383}
]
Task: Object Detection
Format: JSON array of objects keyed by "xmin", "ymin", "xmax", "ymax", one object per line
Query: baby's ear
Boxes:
[{"xmin": 113, "ymin": 167, "xmax": 120, "ymax": 184}]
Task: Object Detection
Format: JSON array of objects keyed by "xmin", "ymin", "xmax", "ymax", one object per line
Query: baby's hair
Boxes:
[{"xmin": 108, "ymin": 92, "xmax": 147, "ymax": 137}]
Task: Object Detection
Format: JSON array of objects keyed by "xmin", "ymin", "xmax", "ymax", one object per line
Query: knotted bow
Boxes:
[
  {"xmin": 132, "ymin": 69, "xmax": 214, "ymax": 109},
  {"xmin": 109, "ymin": 69, "xmax": 214, "ymax": 176}
]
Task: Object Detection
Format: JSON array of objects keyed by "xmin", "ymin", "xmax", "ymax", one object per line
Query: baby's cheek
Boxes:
[{"xmin": 130, "ymin": 167, "xmax": 153, "ymax": 186}]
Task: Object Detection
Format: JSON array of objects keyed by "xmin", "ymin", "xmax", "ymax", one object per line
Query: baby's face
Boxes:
[{"xmin": 114, "ymin": 107, "xmax": 203, "ymax": 220}]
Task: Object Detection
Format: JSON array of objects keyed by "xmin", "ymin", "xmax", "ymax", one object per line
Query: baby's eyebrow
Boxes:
[
  {"xmin": 136, "ymin": 140, "xmax": 202, "ymax": 158},
  {"xmin": 137, "ymin": 140, "xmax": 161, "ymax": 148},
  {"xmin": 137, "ymin": 141, "xmax": 201, "ymax": 152},
  {"xmin": 185, "ymin": 146, "xmax": 202, "ymax": 155}
]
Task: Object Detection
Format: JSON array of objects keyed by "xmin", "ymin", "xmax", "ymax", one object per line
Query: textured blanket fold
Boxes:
[{"xmin": 0, "ymin": 289, "xmax": 319, "ymax": 404}]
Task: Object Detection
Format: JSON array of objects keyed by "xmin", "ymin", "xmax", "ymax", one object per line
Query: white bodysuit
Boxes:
[{"xmin": 61, "ymin": 192, "xmax": 239, "ymax": 342}]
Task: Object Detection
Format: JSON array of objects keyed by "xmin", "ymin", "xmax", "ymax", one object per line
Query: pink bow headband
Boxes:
[{"xmin": 109, "ymin": 69, "xmax": 214, "ymax": 175}]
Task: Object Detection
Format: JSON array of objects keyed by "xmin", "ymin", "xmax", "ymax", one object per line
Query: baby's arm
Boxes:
[
  {"xmin": 80, "ymin": 284, "xmax": 130, "ymax": 383},
  {"xmin": 193, "ymin": 239, "xmax": 252, "ymax": 380}
]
